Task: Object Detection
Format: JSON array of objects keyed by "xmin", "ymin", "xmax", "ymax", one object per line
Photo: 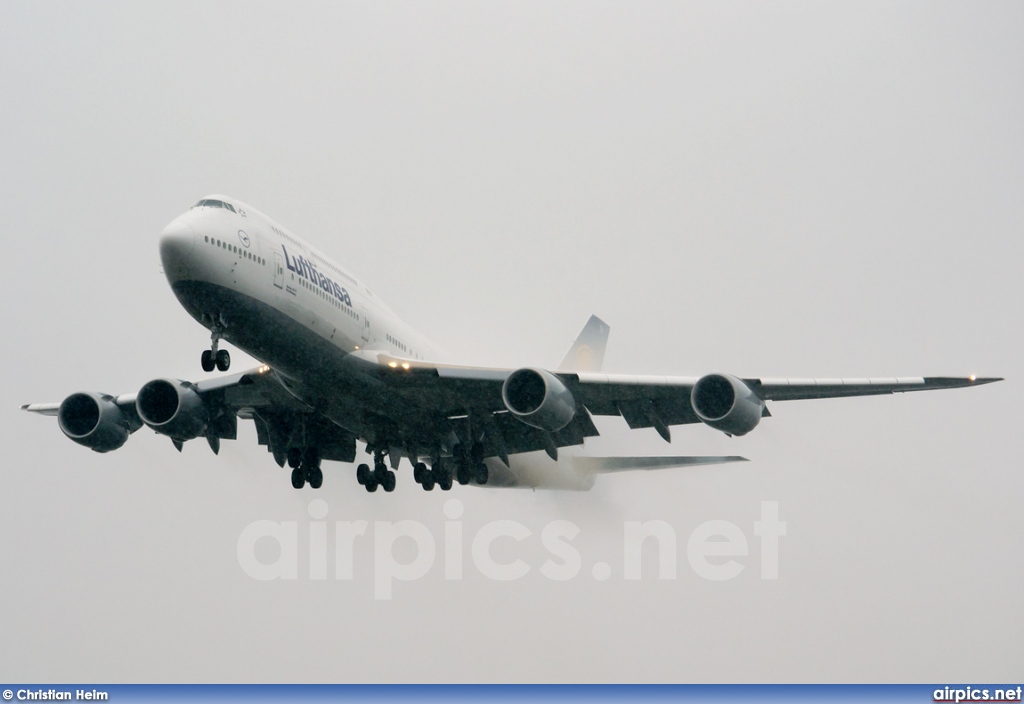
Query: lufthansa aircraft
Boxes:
[{"xmin": 22, "ymin": 196, "xmax": 1001, "ymax": 492}]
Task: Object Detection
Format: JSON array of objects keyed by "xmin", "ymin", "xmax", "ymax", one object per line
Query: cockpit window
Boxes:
[{"xmin": 193, "ymin": 199, "xmax": 236, "ymax": 212}]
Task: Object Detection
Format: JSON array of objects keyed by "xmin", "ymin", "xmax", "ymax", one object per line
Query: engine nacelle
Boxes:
[
  {"xmin": 691, "ymin": 373, "xmax": 764, "ymax": 436},
  {"xmin": 502, "ymin": 368, "xmax": 577, "ymax": 432},
  {"xmin": 136, "ymin": 378, "xmax": 208, "ymax": 440},
  {"xmin": 58, "ymin": 392, "xmax": 131, "ymax": 452}
]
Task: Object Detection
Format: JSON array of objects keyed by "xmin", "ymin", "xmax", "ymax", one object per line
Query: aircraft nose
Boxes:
[{"xmin": 159, "ymin": 218, "xmax": 196, "ymax": 282}]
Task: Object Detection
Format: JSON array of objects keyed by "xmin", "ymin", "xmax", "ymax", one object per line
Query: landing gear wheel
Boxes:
[
  {"xmin": 215, "ymin": 349, "xmax": 231, "ymax": 371},
  {"xmin": 471, "ymin": 442, "xmax": 485, "ymax": 466},
  {"xmin": 456, "ymin": 461, "xmax": 471, "ymax": 486},
  {"xmin": 438, "ymin": 466, "xmax": 453, "ymax": 491},
  {"xmin": 422, "ymin": 473, "xmax": 435, "ymax": 491},
  {"xmin": 307, "ymin": 465, "xmax": 323, "ymax": 489},
  {"xmin": 365, "ymin": 479, "xmax": 378, "ymax": 492},
  {"xmin": 373, "ymin": 462, "xmax": 387, "ymax": 485},
  {"xmin": 474, "ymin": 462, "xmax": 489, "ymax": 485},
  {"xmin": 287, "ymin": 448, "xmax": 302, "ymax": 469},
  {"xmin": 413, "ymin": 462, "xmax": 427, "ymax": 484},
  {"xmin": 201, "ymin": 349, "xmax": 215, "ymax": 372},
  {"xmin": 433, "ymin": 460, "xmax": 454, "ymax": 491},
  {"xmin": 291, "ymin": 467, "xmax": 305, "ymax": 489},
  {"xmin": 382, "ymin": 470, "xmax": 396, "ymax": 492},
  {"xmin": 356, "ymin": 463, "xmax": 370, "ymax": 485}
]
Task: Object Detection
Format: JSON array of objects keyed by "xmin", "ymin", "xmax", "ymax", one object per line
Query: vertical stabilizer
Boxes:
[{"xmin": 558, "ymin": 315, "xmax": 610, "ymax": 372}]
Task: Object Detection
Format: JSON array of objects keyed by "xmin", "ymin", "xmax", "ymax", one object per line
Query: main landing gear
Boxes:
[
  {"xmin": 288, "ymin": 447, "xmax": 323, "ymax": 489},
  {"xmin": 411, "ymin": 457, "xmax": 487, "ymax": 492},
  {"xmin": 201, "ymin": 349, "xmax": 230, "ymax": 373},
  {"xmin": 455, "ymin": 457, "xmax": 489, "ymax": 486},
  {"xmin": 200, "ymin": 322, "xmax": 230, "ymax": 372},
  {"xmin": 356, "ymin": 450, "xmax": 396, "ymax": 493},
  {"xmin": 354, "ymin": 448, "xmax": 491, "ymax": 494}
]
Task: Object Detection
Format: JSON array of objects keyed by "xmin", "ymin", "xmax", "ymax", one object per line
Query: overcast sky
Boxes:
[{"xmin": 1, "ymin": 0, "xmax": 1021, "ymax": 683}]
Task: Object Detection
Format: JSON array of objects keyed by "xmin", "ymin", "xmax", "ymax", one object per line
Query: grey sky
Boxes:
[{"xmin": 1, "ymin": 1, "xmax": 1021, "ymax": 682}]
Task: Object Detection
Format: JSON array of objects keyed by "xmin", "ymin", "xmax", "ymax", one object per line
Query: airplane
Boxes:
[{"xmin": 22, "ymin": 195, "xmax": 1002, "ymax": 492}]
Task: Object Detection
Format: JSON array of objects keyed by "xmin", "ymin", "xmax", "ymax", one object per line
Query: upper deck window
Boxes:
[{"xmin": 193, "ymin": 199, "xmax": 237, "ymax": 213}]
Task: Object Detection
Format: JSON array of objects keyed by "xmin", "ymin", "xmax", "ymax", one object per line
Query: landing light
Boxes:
[
  {"xmin": 388, "ymin": 362, "xmax": 398, "ymax": 368},
  {"xmin": 970, "ymin": 374, "xmax": 976, "ymax": 381},
  {"xmin": 402, "ymin": 363, "xmax": 410, "ymax": 370}
]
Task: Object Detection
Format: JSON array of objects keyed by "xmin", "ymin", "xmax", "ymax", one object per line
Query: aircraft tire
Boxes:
[
  {"xmin": 308, "ymin": 466, "xmax": 323, "ymax": 489},
  {"xmin": 356, "ymin": 463, "xmax": 370, "ymax": 485},
  {"xmin": 201, "ymin": 350, "xmax": 215, "ymax": 372},
  {"xmin": 382, "ymin": 471, "xmax": 396, "ymax": 492},
  {"xmin": 290, "ymin": 467, "xmax": 304, "ymax": 489},
  {"xmin": 216, "ymin": 349, "xmax": 231, "ymax": 371},
  {"xmin": 439, "ymin": 472, "xmax": 453, "ymax": 491},
  {"xmin": 474, "ymin": 462, "xmax": 489, "ymax": 485}
]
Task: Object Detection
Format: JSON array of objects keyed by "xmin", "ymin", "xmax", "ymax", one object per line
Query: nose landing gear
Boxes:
[
  {"xmin": 201, "ymin": 349, "xmax": 230, "ymax": 372},
  {"xmin": 200, "ymin": 319, "xmax": 230, "ymax": 372}
]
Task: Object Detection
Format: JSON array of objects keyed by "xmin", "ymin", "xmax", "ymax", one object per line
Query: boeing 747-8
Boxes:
[{"xmin": 22, "ymin": 196, "xmax": 1001, "ymax": 491}]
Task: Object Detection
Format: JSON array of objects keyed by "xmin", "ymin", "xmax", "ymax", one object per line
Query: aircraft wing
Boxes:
[
  {"xmin": 27, "ymin": 345, "xmax": 1000, "ymax": 468},
  {"xmin": 21, "ymin": 403, "xmax": 61, "ymax": 416},
  {"xmin": 362, "ymin": 351, "xmax": 1000, "ymax": 456},
  {"xmin": 21, "ymin": 365, "xmax": 357, "ymax": 463},
  {"xmin": 745, "ymin": 376, "xmax": 999, "ymax": 401}
]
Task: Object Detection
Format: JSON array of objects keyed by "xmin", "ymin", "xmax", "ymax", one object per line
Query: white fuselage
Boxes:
[{"xmin": 161, "ymin": 195, "xmax": 441, "ymax": 367}]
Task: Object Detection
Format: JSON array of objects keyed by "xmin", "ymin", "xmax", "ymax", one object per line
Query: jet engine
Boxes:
[
  {"xmin": 136, "ymin": 379, "xmax": 208, "ymax": 440},
  {"xmin": 57, "ymin": 392, "xmax": 131, "ymax": 452},
  {"xmin": 502, "ymin": 368, "xmax": 576, "ymax": 432},
  {"xmin": 691, "ymin": 373, "xmax": 764, "ymax": 436}
]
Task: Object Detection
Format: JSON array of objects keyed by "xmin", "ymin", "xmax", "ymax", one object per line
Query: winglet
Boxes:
[{"xmin": 558, "ymin": 315, "xmax": 610, "ymax": 372}]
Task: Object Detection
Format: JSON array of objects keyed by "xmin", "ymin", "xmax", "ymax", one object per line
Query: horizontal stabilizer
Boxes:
[{"xmin": 575, "ymin": 455, "xmax": 748, "ymax": 474}]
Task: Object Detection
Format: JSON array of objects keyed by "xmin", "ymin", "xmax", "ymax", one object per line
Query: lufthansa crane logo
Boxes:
[
  {"xmin": 238, "ymin": 230, "xmax": 251, "ymax": 248},
  {"xmin": 575, "ymin": 344, "xmax": 594, "ymax": 370}
]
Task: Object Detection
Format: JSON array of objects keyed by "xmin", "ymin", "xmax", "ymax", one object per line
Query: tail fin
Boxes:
[{"xmin": 558, "ymin": 315, "xmax": 610, "ymax": 372}]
